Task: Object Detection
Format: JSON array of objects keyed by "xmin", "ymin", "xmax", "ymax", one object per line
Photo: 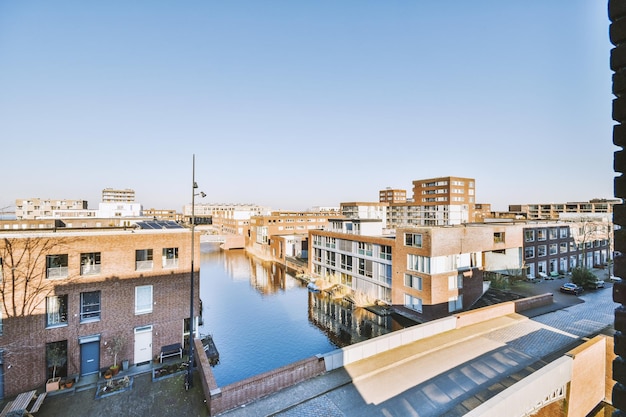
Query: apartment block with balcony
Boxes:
[
  {"xmin": 0, "ymin": 225, "xmax": 200, "ymax": 398},
  {"xmin": 379, "ymin": 188, "xmax": 407, "ymax": 204}
]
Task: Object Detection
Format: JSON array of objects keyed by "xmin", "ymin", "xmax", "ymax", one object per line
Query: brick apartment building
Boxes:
[{"xmin": 0, "ymin": 223, "xmax": 199, "ymax": 398}]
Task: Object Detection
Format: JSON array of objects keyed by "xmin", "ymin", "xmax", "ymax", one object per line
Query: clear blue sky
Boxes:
[{"xmin": 0, "ymin": 1, "xmax": 615, "ymax": 212}]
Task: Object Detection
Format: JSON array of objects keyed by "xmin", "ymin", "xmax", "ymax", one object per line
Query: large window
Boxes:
[
  {"xmin": 136, "ymin": 249, "xmax": 153, "ymax": 271},
  {"xmin": 537, "ymin": 245, "xmax": 547, "ymax": 257},
  {"xmin": 493, "ymin": 232, "xmax": 505, "ymax": 243},
  {"xmin": 80, "ymin": 252, "xmax": 101, "ymax": 276},
  {"xmin": 46, "ymin": 254, "xmax": 68, "ymax": 279},
  {"xmin": 379, "ymin": 245, "xmax": 392, "ymax": 260},
  {"xmin": 357, "ymin": 242, "xmax": 373, "ymax": 256},
  {"xmin": 404, "ymin": 294, "xmax": 422, "ymax": 313},
  {"xmin": 549, "ymin": 244, "xmax": 558, "ymax": 255},
  {"xmin": 340, "ymin": 254, "xmax": 352, "ymax": 271},
  {"xmin": 46, "ymin": 340, "xmax": 67, "ymax": 380},
  {"xmin": 524, "ymin": 230, "xmax": 535, "ymax": 242},
  {"xmin": 135, "ymin": 285, "xmax": 153, "ymax": 314},
  {"xmin": 448, "ymin": 296, "xmax": 463, "ymax": 313},
  {"xmin": 524, "ymin": 247, "xmax": 535, "ymax": 259},
  {"xmin": 405, "ymin": 233, "xmax": 423, "ymax": 248},
  {"xmin": 537, "ymin": 229, "xmax": 547, "ymax": 241},
  {"xmin": 448, "ymin": 274, "xmax": 463, "ymax": 290},
  {"xmin": 549, "ymin": 228, "xmax": 558, "ymax": 240},
  {"xmin": 162, "ymin": 247, "xmax": 179, "ymax": 268},
  {"xmin": 80, "ymin": 291, "xmax": 101, "ymax": 322},
  {"xmin": 46, "ymin": 295, "xmax": 68, "ymax": 327},
  {"xmin": 407, "ymin": 254, "xmax": 430, "ymax": 273},
  {"xmin": 404, "ymin": 273, "xmax": 422, "ymax": 290}
]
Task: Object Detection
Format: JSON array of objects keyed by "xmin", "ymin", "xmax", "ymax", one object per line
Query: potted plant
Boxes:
[
  {"xmin": 46, "ymin": 345, "xmax": 65, "ymax": 392},
  {"xmin": 107, "ymin": 334, "xmax": 125, "ymax": 376}
]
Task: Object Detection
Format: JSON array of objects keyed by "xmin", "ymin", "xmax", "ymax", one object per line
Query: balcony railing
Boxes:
[
  {"xmin": 81, "ymin": 264, "xmax": 101, "ymax": 275},
  {"xmin": 162, "ymin": 258, "xmax": 179, "ymax": 269},
  {"xmin": 136, "ymin": 260, "xmax": 154, "ymax": 271},
  {"xmin": 47, "ymin": 266, "xmax": 68, "ymax": 279}
]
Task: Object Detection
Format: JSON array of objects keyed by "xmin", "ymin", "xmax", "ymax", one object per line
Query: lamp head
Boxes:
[{"xmin": 200, "ymin": 192, "xmax": 206, "ymax": 198}]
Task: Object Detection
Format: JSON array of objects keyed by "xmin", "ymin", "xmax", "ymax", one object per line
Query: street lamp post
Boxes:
[{"xmin": 188, "ymin": 154, "xmax": 205, "ymax": 389}]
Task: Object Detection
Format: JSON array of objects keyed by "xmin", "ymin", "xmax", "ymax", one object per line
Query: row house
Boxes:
[
  {"xmin": 522, "ymin": 220, "xmax": 611, "ymax": 277},
  {"xmin": 0, "ymin": 224, "xmax": 200, "ymax": 398}
]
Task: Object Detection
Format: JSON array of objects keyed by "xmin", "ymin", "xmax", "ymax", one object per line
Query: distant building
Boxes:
[
  {"xmin": 142, "ymin": 208, "xmax": 181, "ymax": 222},
  {"xmin": 379, "ymin": 187, "xmax": 407, "ymax": 204},
  {"xmin": 507, "ymin": 199, "xmax": 619, "ymax": 220},
  {"xmin": 15, "ymin": 198, "xmax": 89, "ymax": 220},
  {"xmin": 101, "ymin": 188, "xmax": 135, "ymax": 203},
  {"xmin": 184, "ymin": 203, "xmax": 270, "ymax": 233}
]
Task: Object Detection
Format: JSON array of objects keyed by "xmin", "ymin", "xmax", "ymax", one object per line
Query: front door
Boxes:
[
  {"xmin": 134, "ymin": 326, "xmax": 153, "ymax": 365},
  {"xmin": 80, "ymin": 341, "xmax": 100, "ymax": 376}
]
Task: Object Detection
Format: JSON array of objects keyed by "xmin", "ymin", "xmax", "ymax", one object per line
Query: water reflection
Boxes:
[{"xmin": 198, "ymin": 242, "xmax": 411, "ymax": 386}]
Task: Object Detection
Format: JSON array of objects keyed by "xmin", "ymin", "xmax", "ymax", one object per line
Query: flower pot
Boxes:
[
  {"xmin": 46, "ymin": 377, "xmax": 61, "ymax": 392},
  {"xmin": 103, "ymin": 370, "xmax": 113, "ymax": 379},
  {"xmin": 110, "ymin": 365, "xmax": 120, "ymax": 376}
]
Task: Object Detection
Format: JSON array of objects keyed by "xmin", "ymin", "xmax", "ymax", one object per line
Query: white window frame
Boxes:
[{"xmin": 135, "ymin": 285, "xmax": 153, "ymax": 315}]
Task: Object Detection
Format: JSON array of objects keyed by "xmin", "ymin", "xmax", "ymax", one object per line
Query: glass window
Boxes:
[
  {"xmin": 524, "ymin": 230, "xmax": 535, "ymax": 242},
  {"xmin": 404, "ymin": 294, "xmax": 422, "ymax": 313},
  {"xmin": 379, "ymin": 245, "xmax": 392, "ymax": 260},
  {"xmin": 560, "ymin": 242, "xmax": 568, "ymax": 254},
  {"xmin": 405, "ymin": 233, "xmax": 423, "ymax": 248},
  {"xmin": 549, "ymin": 228, "xmax": 558, "ymax": 240},
  {"xmin": 524, "ymin": 247, "xmax": 535, "ymax": 259},
  {"xmin": 136, "ymin": 249, "xmax": 153, "ymax": 271},
  {"xmin": 537, "ymin": 229, "xmax": 547, "ymax": 241},
  {"xmin": 549, "ymin": 244, "xmax": 558, "ymax": 255},
  {"xmin": 135, "ymin": 285, "xmax": 153, "ymax": 314},
  {"xmin": 162, "ymin": 248, "xmax": 179, "ymax": 268},
  {"xmin": 559, "ymin": 227, "xmax": 568, "ymax": 239},
  {"xmin": 493, "ymin": 232, "xmax": 505, "ymax": 243},
  {"xmin": 46, "ymin": 295, "xmax": 68, "ymax": 327},
  {"xmin": 404, "ymin": 273, "xmax": 422, "ymax": 290},
  {"xmin": 80, "ymin": 291, "xmax": 101, "ymax": 322},
  {"xmin": 46, "ymin": 254, "xmax": 69, "ymax": 279},
  {"xmin": 537, "ymin": 245, "xmax": 547, "ymax": 257},
  {"xmin": 46, "ymin": 340, "xmax": 67, "ymax": 380},
  {"xmin": 80, "ymin": 252, "xmax": 101, "ymax": 276}
]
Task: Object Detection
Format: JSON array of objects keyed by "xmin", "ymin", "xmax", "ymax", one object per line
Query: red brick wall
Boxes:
[{"xmin": 206, "ymin": 356, "xmax": 326, "ymax": 415}]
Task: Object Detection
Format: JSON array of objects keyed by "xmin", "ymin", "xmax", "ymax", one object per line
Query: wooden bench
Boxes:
[
  {"xmin": 0, "ymin": 402, "xmax": 14, "ymax": 417},
  {"xmin": 28, "ymin": 392, "xmax": 47, "ymax": 415},
  {"xmin": 159, "ymin": 343, "xmax": 182, "ymax": 363}
]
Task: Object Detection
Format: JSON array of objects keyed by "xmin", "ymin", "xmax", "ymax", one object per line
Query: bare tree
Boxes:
[
  {"xmin": 567, "ymin": 216, "xmax": 610, "ymax": 269},
  {"xmin": 0, "ymin": 236, "xmax": 72, "ymax": 317}
]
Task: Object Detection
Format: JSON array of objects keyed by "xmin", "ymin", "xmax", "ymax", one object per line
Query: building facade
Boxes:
[
  {"xmin": 101, "ymin": 188, "xmax": 135, "ymax": 203},
  {"xmin": 508, "ymin": 199, "xmax": 619, "ymax": 220},
  {"xmin": 15, "ymin": 199, "xmax": 89, "ymax": 220},
  {"xmin": 0, "ymin": 225, "xmax": 200, "ymax": 398}
]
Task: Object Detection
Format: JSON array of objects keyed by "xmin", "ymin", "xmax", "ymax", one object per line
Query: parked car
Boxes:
[
  {"xmin": 584, "ymin": 280, "xmax": 605, "ymax": 290},
  {"xmin": 560, "ymin": 283, "xmax": 584, "ymax": 295}
]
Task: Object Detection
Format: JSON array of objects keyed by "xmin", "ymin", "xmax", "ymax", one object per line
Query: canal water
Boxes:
[{"xmin": 197, "ymin": 242, "xmax": 412, "ymax": 386}]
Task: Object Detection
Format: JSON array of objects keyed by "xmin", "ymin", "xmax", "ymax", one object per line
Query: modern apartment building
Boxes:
[
  {"xmin": 101, "ymin": 188, "xmax": 135, "ymax": 203},
  {"xmin": 15, "ymin": 198, "xmax": 89, "ymax": 220},
  {"xmin": 508, "ymin": 198, "xmax": 619, "ymax": 220},
  {"xmin": 142, "ymin": 208, "xmax": 181, "ymax": 222},
  {"xmin": 0, "ymin": 223, "xmax": 200, "ymax": 398},
  {"xmin": 183, "ymin": 203, "xmax": 269, "ymax": 232},
  {"xmin": 410, "ymin": 176, "xmax": 475, "ymax": 225}
]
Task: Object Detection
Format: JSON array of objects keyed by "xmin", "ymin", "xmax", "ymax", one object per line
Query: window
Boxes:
[
  {"xmin": 537, "ymin": 245, "xmax": 547, "ymax": 257},
  {"xmin": 448, "ymin": 274, "xmax": 463, "ymax": 290},
  {"xmin": 46, "ymin": 254, "xmax": 68, "ymax": 279},
  {"xmin": 549, "ymin": 228, "xmax": 558, "ymax": 240},
  {"xmin": 340, "ymin": 254, "xmax": 352, "ymax": 271},
  {"xmin": 493, "ymin": 232, "xmax": 505, "ymax": 243},
  {"xmin": 404, "ymin": 294, "xmax": 422, "ymax": 313},
  {"xmin": 379, "ymin": 245, "xmax": 392, "ymax": 260},
  {"xmin": 357, "ymin": 242, "xmax": 373, "ymax": 256},
  {"xmin": 46, "ymin": 295, "xmax": 68, "ymax": 327},
  {"xmin": 524, "ymin": 230, "xmax": 535, "ymax": 242},
  {"xmin": 135, "ymin": 285, "xmax": 153, "ymax": 314},
  {"xmin": 407, "ymin": 254, "xmax": 430, "ymax": 273},
  {"xmin": 525, "ymin": 247, "xmax": 535, "ymax": 259},
  {"xmin": 80, "ymin": 252, "xmax": 101, "ymax": 275},
  {"xmin": 46, "ymin": 340, "xmax": 67, "ymax": 380},
  {"xmin": 549, "ymin": 244, "xmax": 558, "ymax": 255},
  {"xmin": 326, "ymin": 252, "xmax": 336, "ymax": 267},
  {"xmin": 162, "ymin": 247, "xmax": 179, "ymax": 268},
  {"xmin": 448, "ymin": 295, "xmax": 463, "ymax": 312},
  {"xmin": 404, "ymin": 273, "xmax": 422, "ymax": 290},
  {"xmin": 136, "ymin": 249, "xmax": 153, "ymax": 271},
  {"xmin": 537, "ymin": 229, "xmax": 547, "ymax": 241},
  {"xmin": 358, "ymin": 258, "xmax": 373, "ymax": 277},
  {"xmin": 405, "ymin": 233, "xmax": 423, "ymax": 248},
  {"xmin": 560, "ymin": 242, "xmax": 568, "ymax": 254},
  {"xmin": 80, "ymin": 291, "xmax": 101, "ymax": 322},
  {"xmin": 560, "ymin": 227, "xmax": 568, "ymax": 239}
]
